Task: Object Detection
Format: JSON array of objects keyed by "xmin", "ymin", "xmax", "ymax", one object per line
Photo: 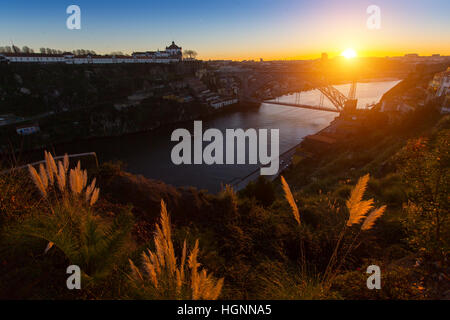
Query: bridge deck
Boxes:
[{"xmin": 262, "ymin": 100, "xmax": 339, "ymax": 113}]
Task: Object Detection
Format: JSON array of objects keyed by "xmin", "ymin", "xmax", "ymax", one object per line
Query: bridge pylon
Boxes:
[{"xmin": 343, "ymin": 99, "xmax": 358, "ymax": 113}]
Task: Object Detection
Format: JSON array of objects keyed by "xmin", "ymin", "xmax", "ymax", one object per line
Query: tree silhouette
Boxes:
[{"xmin": 183, "ymin": 50, "xmax": 198, "ymax": 60}]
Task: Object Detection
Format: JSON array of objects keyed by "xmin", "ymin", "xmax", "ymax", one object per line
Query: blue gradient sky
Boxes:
[{"xmin": 1, "ymin": 0, "xmax": 449, "ymax": 60}]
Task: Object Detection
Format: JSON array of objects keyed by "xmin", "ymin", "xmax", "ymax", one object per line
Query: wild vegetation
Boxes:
[
  {"xmin": 0, "ymin": 97, "xmax": 449, "ymax": 299},
  {"xmin": 128, "ymin": 200, "xmax": 223, "ymax": 300}
]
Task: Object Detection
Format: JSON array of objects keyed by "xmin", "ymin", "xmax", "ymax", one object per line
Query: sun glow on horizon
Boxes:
[{"xmin": 341, "ymin": 48, "xmax": 358, "ymax": 59}]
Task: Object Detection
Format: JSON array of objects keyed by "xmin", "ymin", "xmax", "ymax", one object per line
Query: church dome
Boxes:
[{"xmin": 167, "ymin": 41, "xmax": 181, "ymax": 50}]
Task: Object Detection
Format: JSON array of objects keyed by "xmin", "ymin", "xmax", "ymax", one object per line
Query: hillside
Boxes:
[
  {"xmin": 0, "ymin": 66, "xmax": 448, "ymax": 300},
  {"xmin": 0, "ymin": 62, "xmax": 210, "ymax": 153}
]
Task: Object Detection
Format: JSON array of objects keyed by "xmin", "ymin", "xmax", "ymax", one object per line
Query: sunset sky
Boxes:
[{"xmin": 1, "ymin": 0, "xmax": 449, "ymax": 60}]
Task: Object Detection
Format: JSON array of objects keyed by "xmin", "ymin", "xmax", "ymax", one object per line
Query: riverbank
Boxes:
[
  {"xmin": 2, "ymin": 80, "xmax": 403, "ymax": 193},
  {"xmin": 229, "ymin": 79, "xmax": 405, "ymax": 191},
  {"xmin": 0, "ymin": 100, "xmax": 259, "ymax": 159},
  {"xmin": 229, "ymin": 136, "xmax": 305, "ymax": 190}
]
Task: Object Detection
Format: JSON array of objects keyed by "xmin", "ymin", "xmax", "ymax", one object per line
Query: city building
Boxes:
[
  {"xmin": 165, "ymin": 41, "xmax": 182, "ymax": 58},
  {"xmin": 429, "ymin": 67, "xmax": 450, "ymax": 113},
  {"xmin": 210, "ymin": 98, "xmax": 238, "ymax": 109},
  {"xmin": 0, "ymin": 41, "xmax": 183, "ymax": 64},
  {"xmin": 0, "ymin": 54, "xmax": 8, "ymax": 63},
  {"xmin": 429, "ymin": 67, "xmax": 450, "ymax": 97},
  {"xmin": 16, "ymin": 123, "xmax": 40, "ymax": 135}
]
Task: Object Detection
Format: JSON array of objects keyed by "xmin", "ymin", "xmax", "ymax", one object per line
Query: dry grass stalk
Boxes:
[
  {"xmin": 89, "ymin": 187, "xmax": 100, "ymax": 206},
  {"xmin": 28, "ymin": 164, "xmax": 47, "ymax": 198},
  {"xmin": 85, "ymin": 178, "xmax": 96, "ymax": 201},
  {"xmin": 345, "ymin": 174, "xmax": 386, "ymax": 230},
  {"xmin": 63, "ymin": 153, "xmax": 69, "ymax": 172},
  {"xmin": 38, "ymin": 163, "xmax": 48, "ymax": 191},
  {"xmin": 27, "ymin": 151, "xmax": 99, "ymax": 206},
  {"xmin": 323, "ymin": 174, "xmax": 387, "ymax": 283},
  {"xmin": 346, "ymin": 174, "xmax": 374, "ymax": 226},
  {"xmin": 361, "ymin": 205, "xmax": 386, "ymax": 230},
  {"xmin": 69, "ymin": 161, "xmax": 88, "ymax": 195},
  {"xmin": 56, "ymin": 161, "xmax": 67, "ymax": 192},
  {"xmin": 44, "ymin": 151, "xmax": 57, "ymax": 184},
  {"xmin": 281, "ymin": 176, "xmax": 300, "ymax": 225},
  {"xmin": 129, "ymin": 200, "xmax": 223, "ymax": 300}
]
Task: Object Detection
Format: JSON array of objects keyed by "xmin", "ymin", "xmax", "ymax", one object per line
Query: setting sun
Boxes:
[{"xmin": 341, "ymin": 48, "xmax": 357, "ymax": 59}]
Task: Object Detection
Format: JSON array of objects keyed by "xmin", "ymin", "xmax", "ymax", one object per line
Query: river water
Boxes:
[{"xmin": 48, "ymin": 80, "xmax": 400, "ymax": 193}]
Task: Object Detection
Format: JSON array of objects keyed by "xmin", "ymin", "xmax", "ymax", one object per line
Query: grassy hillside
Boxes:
[
  {"xmin": 0, "ymin": 66, "xmax": 448, "ymax": 299},
  {"xmin": 0, "ymin": 105, "xmax": 448, "ymax": 299}
]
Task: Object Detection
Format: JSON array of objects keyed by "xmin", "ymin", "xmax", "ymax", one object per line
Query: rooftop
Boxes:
[{"xmin": 166, "ymin": 41, "xmax": 181, "ymax": 50}]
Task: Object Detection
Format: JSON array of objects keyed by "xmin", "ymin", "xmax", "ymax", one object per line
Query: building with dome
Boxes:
[
  {"xmin": 132, "ymin": 41, "xmax": 183, "ymax": 62},
  {"xmin": 165, "ymin": 41, "xmax": 182, "ymax": 58}
]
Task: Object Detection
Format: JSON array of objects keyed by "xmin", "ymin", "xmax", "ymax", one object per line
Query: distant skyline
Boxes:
[{"xmin": 1, "ymin": 0, "xmax": 449, "ymax": 60}]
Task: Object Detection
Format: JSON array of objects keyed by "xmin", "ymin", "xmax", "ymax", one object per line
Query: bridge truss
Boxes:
[
  {"xmin": 316, "ymin": 84, "xmax": 349, "ymax": 112},
  {"xmin": 220, "ymin": 69, "xmax": 360, "ymax": 113}
]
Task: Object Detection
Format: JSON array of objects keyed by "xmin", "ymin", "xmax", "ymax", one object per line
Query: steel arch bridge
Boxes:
[
  {"xmin": 219, "ymin": 69, "xmax": 359, "ymax": 113},
  {"xmin": 263, "ymin": 80, "xmax": 359, "ymax": 113}
]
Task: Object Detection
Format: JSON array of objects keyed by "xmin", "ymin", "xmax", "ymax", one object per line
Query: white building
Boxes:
[
  {"xmin": 1, "ymin": 41, "xmax": 183, "ymax": 65},
  {"xmin": 210, "ymin": 98, "xmax": 238, "ymax": 109},
  {"xmin": 131, "ymin": 41, "xmax": 182, "ymax": 62},
  {"xmin": 165, "ymin": 41, "xmax": 182, "ymax": 57},
  {"xmin": 3, "ymin": 53, "xmax": 65, "ymax": 63},
  {"xmin": 16, "ymin": 123, "xmax": 40, "ymax": 135}
]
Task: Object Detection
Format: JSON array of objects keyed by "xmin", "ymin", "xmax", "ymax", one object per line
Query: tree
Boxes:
[
  {"xmin": 397, "ymin": 133, "xmax": 450, "ymax": 261},
  {"xmin": 240, "ymin": 176, "xmax": 275, "ymax": 207},
  {"xmin": 40, "ymin": 48, "xmax": 46, "ymax": 54},
  {"xmin": 183, "ymin": 50, "xmax": 198, "ymax": 60},
  {"xmin": 22, "ymin": 46, "xmax": 31, "ymax": 53}
]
